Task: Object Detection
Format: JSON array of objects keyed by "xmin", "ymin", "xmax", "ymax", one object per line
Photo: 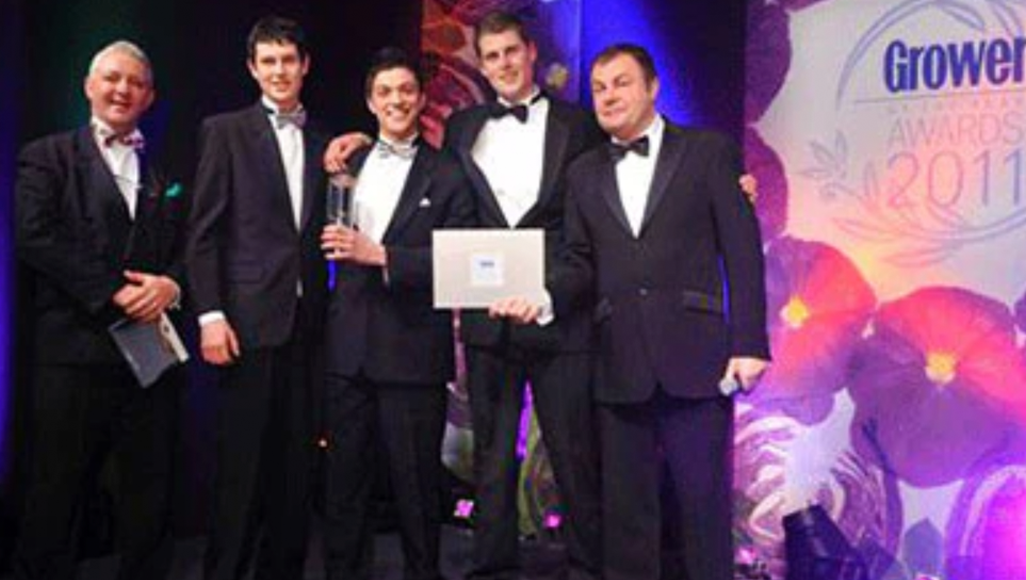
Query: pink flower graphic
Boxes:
[{"xmin": 752, "ymin": 237, "xmax": 876, "ymax": 424}]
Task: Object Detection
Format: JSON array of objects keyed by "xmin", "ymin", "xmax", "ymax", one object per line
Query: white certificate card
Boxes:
[{"xmin": 433, "ymin": 229, "xmax": 545, "ymax": 309}]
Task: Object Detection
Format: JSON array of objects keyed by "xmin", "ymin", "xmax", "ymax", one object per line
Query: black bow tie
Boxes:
[
  {"xmin": 488, "ymin": 102, "xmax": 530, "ymax": 123},
  {"xmin": 609, "ymin": 136, "xmax": 650, "ymax": 162}
]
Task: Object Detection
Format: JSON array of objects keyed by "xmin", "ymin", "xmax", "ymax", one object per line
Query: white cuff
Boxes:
[{"xmin": 198, "ymin": 311, "xmax": 227, "ymax": 326}]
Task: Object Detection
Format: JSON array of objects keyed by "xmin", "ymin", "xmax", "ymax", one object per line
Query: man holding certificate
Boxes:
[{"xmin": 318, "ymin": 48, "xmax": 475, "ymax": 580}]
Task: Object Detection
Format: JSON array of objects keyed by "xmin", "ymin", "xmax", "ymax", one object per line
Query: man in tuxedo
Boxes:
[
  {"xmin": 14, "ymin": 40, "xmax": 184, "ymax": 580},
  {"xmin": 443, "ymin": 12, "xmax": 607, "ymax": 580},
  {"xmin": 494, "ymin": 43, "xmax": 770, "ymax": 580},
  {"xmin": 318, "ymin": 47, "xmax": 475, "ymax": 580},
  {"xmin": 184, "ymin": 16, "xmax": 329, "ymax": 580}
]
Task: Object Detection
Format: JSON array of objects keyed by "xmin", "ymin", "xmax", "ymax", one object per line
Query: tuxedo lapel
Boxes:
[
  {"xmin": 248, "ymin": 104, "xmax": 296, "ymax": 230},
  {"xmin": 640, "ymin": 122, "xmax": 688, "ymax": 234},
  {"xmin": 299, "ymin": 129, "xmax": 321, "ymax": 234},
  {"xmin": 598, "ymin": 149, "xmax": 633, "ymax": 235},
  {"xmin": 382, "ymin": 148, "xmax": 435, "ymax": 243},
  {"xmin": 520, "ymin": 105, "xmax": 568, "ymax": 225},
  {"xmin": 74, "ymin": 129, "xmax": 132, "ymax": 224},
  {"xmin": 456, "ymin": 109, "xmax": 508, "ymax": 227}
]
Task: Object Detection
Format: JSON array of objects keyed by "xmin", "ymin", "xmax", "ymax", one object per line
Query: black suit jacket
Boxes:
[
  {"xmin": 186, "ymin": 103, "xmax": 330, "ymax": 349},
  {"xmin": 324, "ymin": 143, "xmax": 475, "ymax": 384},
  {"xmin": 15, "ymin": 127, "xmax": 186, "ymax": 365},
  {"xmin": 553, "ymin": 122, "xmax": 771, "ymax": 403},
  {"xmin": 443, "ymin": 97, "xmax": 604, "ymax": 352}
]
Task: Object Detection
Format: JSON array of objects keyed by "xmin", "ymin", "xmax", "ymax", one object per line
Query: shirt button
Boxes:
[{"xmin": 639, "ymin": 287, "xmax": 649, "ymax": 297}]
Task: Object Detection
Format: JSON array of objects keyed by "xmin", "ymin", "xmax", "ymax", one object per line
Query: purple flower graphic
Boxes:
[
  {"xmin": 752, "ymin": 237, "xmax": 876, "ymax": 424},
  {"xmin": 744, "ymin": 128, "xmax": 788, "ymax": 242},
  {"xmin": 849, "ymin": 287, "xmax": 1026, "ymax": 487},
  {"xmin": 745, "ymin": 0, "xmax": 791, "ymax": 124}
]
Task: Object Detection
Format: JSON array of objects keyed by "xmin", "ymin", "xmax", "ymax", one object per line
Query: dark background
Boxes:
[{"xmin": 0, "ymin": 0, "xmax": 746, "ymax": 568}]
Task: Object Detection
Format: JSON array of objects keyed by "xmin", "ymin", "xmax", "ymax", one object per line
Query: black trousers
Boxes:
[
  {"xmin": 14, "ymin": 364, "xmax": 180, "ymax": 580},
  {"xmin": 321, "ymin": 375, "xmax": 448, "ymax": 580},
  {"xmin": 464, "ymin": 347, "xmax": 600, "ymax": 580},
  {"xmin": 599, "ymin": 392, "xmax": 734, "ymax": 580},
  {"xmin": 203, "ymin": 335, "xmax": 319, "ymax": 580}
]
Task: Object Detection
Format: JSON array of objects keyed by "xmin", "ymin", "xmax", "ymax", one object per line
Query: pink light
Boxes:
[
  {"xmin": 453, "ymin": 499, "xmax": 474, "ymax": 519},
  {"xmin": 544, "ymin": 512, "xmax": 562, "ymax": 529}
]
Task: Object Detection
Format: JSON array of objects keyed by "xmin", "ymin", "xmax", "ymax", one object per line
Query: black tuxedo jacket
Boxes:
[
  {"xmin": 553, "ymin": 122, "xmax": 771, "ymax": 403},
  {"xmin": 443, "ymin": 98, "xmax": 605, "ymax": 352},
  {"xmin": 186, "ymin": 103, "xmax": 330, "ymax": 349},
  {"xmin": 15, "ymin": 127, "xmax": 186, "ymax": 365},
  {"xmin": 324, "ymin": 143, "xmax": 475, "ymax": 383}
]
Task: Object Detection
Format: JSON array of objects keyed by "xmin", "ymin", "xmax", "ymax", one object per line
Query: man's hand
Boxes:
[
  {"xmin": 488, "ymin": 296, "xmax": 542, "ymax": 325},
  {"xmin": 320, "ymin": 224, "xmax": 386, "ymax": 266},
  {"xmin": 323, "ymin": 132, "xmax": 373, "ymax": 174},
  {"xmin": 201, "ymin": 319, "xmax": 241, "ymax": 366},
  {"xmin": 112, "ymin": 270, "xmax": 178, "ymax": 323},
  {"xmin": 739, "ymin": 173, "xmax": 759, "ymax": 203},
  {"xmin": 720, "ymin": 356, "xmax": 770, "ymax": 395}
]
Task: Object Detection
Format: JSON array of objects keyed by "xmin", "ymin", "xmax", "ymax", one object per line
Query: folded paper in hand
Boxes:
[{"xmin": 108, "ymin": 313, "xmax": 189, "ymax": 388}]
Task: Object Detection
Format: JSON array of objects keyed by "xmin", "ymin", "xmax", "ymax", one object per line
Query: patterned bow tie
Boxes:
[
  {"xmin": 488, "ymin": 102, "xmax": 529, "ymax": 123},
  {"xmin": 272, "ymin": 109, "xmax": 307, "ymax": 130},
  {"xmin": 609, "ymin": 136, "xmax": 650, "ymax": 162},
  {"xmin": 98, "ymin": 128, "xmax": 145, "ymax": 150},
  {"xmin": 375, "ymin": 139, "xmax": 418, "ymax": 160}
]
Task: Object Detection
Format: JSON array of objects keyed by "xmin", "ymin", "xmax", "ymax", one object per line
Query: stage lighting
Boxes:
[{"xmin": 784, "ymin": 505, "xmax": 868, "ymax": 580}]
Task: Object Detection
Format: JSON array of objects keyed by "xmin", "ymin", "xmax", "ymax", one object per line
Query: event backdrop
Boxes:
[{"xmin": 743, "ymin": 0, "xmax": 1026, "ymax": 578}]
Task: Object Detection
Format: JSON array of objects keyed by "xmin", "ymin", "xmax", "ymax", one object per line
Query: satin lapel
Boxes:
[
  {"xmin": 520, "ymin": 106, "xmax": 568, "ymax": 225},
  {"xmin": 74, "ymin": 129, "xmax": 132, "ymax": 224},
  {"xmin": 457, "ymin": 109, "xmax": 508, "ymax": 227},
  {"xmin": 383, "ymin": 148, "xmax": 435, "ymax": 243},
  {"xmin": 248, "ymin": 104, "xmax": 295, "ymax": 230},
  {"xmin": 134, "ymin": 149, "xmax": 164, "ymax": 227},
  {"xmin": 299, "ymin": 129, "xmax": 322, "ymax": 234},
  {"xmin": 639, "ymin": 122, "xmax": 688, "ymax": 235},
  {"xmin": 598, "ymin": 149, "xmax": 632, "ymax": 235}
]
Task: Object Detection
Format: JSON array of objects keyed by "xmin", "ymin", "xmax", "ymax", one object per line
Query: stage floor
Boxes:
[{"xmin": 1, "ymin": 525, "xmax": 571, "ymax": 580}]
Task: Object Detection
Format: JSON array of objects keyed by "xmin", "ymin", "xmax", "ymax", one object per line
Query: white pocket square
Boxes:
[{"xmin": 418, "ymin": 197, "xmax": 432, "ymax": 208}]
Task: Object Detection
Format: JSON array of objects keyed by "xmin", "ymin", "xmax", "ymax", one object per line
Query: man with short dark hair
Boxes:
[
  {"xmin": 319, "ymin": 46, "xmax": 475, "ymax": 580},
  {"xmin": 443, "ymin": 12, "xmax": 606, "ymax": 580},
  {"xmin": 185, "ymin": 15, "xmax": 329, "ymax": 580},
  {"xmin": 494, "ymin": 43, "xmax": 771, "ymax": 580},
  {"xmin": 14, "ymin": 39, "xmax": 184, "ymax": 580}
]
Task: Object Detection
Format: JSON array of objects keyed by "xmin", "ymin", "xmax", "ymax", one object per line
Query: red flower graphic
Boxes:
[{"xmin": 849, "ymin": 287, "xmax": 1026, "ymax": 487}]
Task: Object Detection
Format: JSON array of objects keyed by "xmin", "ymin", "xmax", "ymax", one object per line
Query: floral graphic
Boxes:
[
  {"xmin": 744, "ymin": 128, "xmax": 788, "ymax": 242},
  {"xmin": 753, "ymin": 237, "xmax": 876, "ymax": 424},
  {"xmin": 745, "ymin": 0, "xmax": 791, "ymax": 124},
  {"xmin": 848, "ymin": 287, "xmax": 1026, "ymax": 487},
  {"xmin": 947, "ymin": 464, "xmax": 1026, "ymax": 580}
]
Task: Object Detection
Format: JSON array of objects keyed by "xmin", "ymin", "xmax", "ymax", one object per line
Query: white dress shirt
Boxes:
[
  {"xmin": 352, "ymin": 136, "xmax": 418, "ymax": 244},
  {"xmin": 92, "ymin": 117, "xmax": 142, "ymax": 219},
  {"xmin": 614, "ymin": 115, "xmax": 665, "ymax": 237},
  {"xmin": 472, "ymin": 89, "xmax": 548, "ymax": 227}
]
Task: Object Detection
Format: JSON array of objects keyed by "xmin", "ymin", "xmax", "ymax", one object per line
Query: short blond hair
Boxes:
[{"xmin": 88, "ymin": 40, "xmax": 153, "ymax": 86}]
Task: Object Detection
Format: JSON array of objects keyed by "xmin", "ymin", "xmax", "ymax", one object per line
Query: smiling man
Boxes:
[
  {"xmin": 496, "ymin": 44, "xmax": 771, "ymax": 580},
  {"xmin": 14, "ymin": 40, "xmax": 185, "ymax": 580},
  {"xmin": 318, "ymin": 46, "xmax": 474, "ymax": 580},
  {"xmin": 185, "ymin": 16, "xmax": 330, "ymax": 580}
]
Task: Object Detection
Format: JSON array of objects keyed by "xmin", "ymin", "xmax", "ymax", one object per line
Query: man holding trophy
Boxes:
[{"xmin": 318, "ymin": 47, "xmax": 475, "ymax": 580}]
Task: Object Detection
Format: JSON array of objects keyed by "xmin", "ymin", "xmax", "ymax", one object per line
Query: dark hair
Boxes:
[
  {"xmin": 591, "ymin": 43, "xmax": 658, "ymax": 86},
  {"xmin": 364, "ymin": 47, "xmax": 423, "ymax": 98},
  {"xmin": 473, "ymin": 11, "xmax": 533, "ymax": 56},
  {"xmin": 247, "ymin": 16, "xmax": 309, "ymax": 62}
]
